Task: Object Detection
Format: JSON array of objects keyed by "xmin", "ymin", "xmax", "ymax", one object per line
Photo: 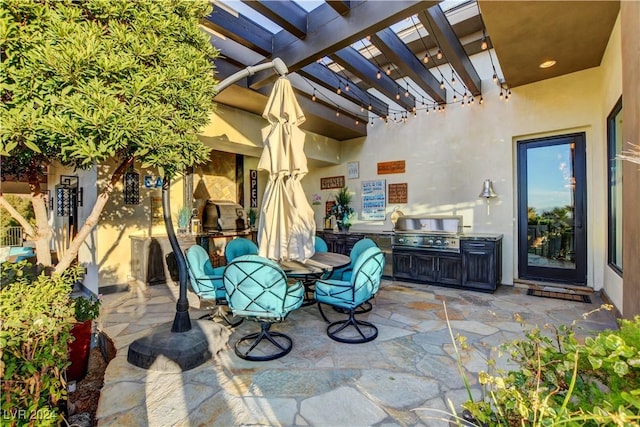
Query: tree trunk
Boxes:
[
  {"xmin": 0, "ymin": 171, "xmax": 52, "ymax": 266},
  {"xmin": 54, "ymin": 158, "xmax": 133, "ymax": 274},
  {"xmin": 27, "ymin": 171, "xmax": 53, "ymax": 266}
]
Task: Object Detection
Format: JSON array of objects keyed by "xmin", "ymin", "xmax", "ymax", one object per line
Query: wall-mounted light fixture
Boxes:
[
  {"xmin": 123, "ymin": 168, "xmax": 140, "ymax": 205},
  {"xmin": 56, "ymin": 175, "xmax": 83, "ymax": 217}
]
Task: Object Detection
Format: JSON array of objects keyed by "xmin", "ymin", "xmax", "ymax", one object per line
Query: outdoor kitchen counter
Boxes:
[{"xmin": 460, "ymin": 233, "xmax": 504, "ymax": 241}]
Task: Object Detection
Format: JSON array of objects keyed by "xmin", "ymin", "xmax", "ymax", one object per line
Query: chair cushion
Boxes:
[
  {"xmin": 185, "ymin": 245, "xmax": 226, "ymax": 300},
  {"xmin": 223, "ymin": 255, "xmax": 303, "ymax": 320},
  {"xmin": 327, "ymin": 238, "xmax": 377, "ymax": 280},
  {"xmin": 224, "ymin": 238, "xmax": 258, "ymax": 262},
  {"xmin": 315, "ymin": 279, "xmax": 364, "ymax": 309},
  {"xmin": 315, "ymin": 247, "xmax": 385, "ymax": 310}
]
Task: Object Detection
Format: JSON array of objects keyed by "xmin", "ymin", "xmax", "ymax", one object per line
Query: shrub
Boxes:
[
  {"xmin": 462, "ymin": 307, "xmax": 640, "ymax": 426},
  {"xmin": 0, "ymin": 264, "xmax": 83, "ymax": 426}
]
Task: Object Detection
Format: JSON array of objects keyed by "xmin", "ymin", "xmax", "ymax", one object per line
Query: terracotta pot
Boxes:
[{"xmin": 67, "ymin": 320, "xmax": 92, "ymax": 382}]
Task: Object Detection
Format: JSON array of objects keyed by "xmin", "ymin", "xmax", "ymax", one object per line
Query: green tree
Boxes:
[{"xmin": 0, "ymin": 0, "xmax": 218, "ymax": 272}]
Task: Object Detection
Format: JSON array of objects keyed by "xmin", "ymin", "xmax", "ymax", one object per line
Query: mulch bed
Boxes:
[{"xmin": 66, "ymin": 333, "xmax": 115, "ymax": 426}]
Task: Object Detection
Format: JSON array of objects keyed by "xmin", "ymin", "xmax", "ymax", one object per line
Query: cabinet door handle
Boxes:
[
  {"xmin": 467, "ymin": 251, "xmax": 485, "ymax": 255},
  {"xmin": 465, "ymin": 243, "xmax": 487, "ymax": 248}
]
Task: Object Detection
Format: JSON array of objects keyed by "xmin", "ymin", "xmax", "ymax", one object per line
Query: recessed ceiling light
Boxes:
[{"xmin": 539, "ymin": 60, "xmax": 557, "ymax": 69}]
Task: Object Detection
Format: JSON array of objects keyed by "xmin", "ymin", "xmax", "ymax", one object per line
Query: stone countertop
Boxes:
[
  {"xmin": 459, "ymin": 233, "xmax": 503, "ymax": 241},
  {"xmin": 319, "ymin": 228, "xmax": 394, "ymax": 235}
]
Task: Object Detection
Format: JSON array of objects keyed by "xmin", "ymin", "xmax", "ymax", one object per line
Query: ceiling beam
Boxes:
[
  {"xmin": 241, "ymin": 1, "xmax": 308, "ymax": 39},
  {"xmin": 214, "ymin": 59, "xmax": 366, "ymax": 138},
  {"xmin": 326, "ymin": 1, "xmax": 351, "ymax": 15},
  {"xmin": 249, "ymin": 1, "xmax": 439, "ymax": 89},
  {"xmin": 419, "ymin": 5, "xmax": 481, "ymax": 96},
  {"xmin": 370, "ymin": 28, "xmax": 446, "ymax": 104},
  {"xmin": 331, "ymin": 46, "xmax": 416, "ymax": 112},
  {"xmin": 298, "ymin": 62, "xmax": 389, "ymax": 118},
  {"xmin": 202, "ymin": 6, "xmax": 273, "ymax": 56}
]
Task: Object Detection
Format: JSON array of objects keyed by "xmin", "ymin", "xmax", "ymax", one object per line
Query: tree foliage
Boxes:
[
  {"xmin": 1, "ymin": 0, "xmax": 217, "ymax": 178},
  {"xmin": 0, "ymin": 0, "xmax": 219, "ymax": 268}
]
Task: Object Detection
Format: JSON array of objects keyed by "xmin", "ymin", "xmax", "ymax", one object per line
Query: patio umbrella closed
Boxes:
[{"xmin": 257, "ymin": 76, "xmax": 315, "ymax": 261}]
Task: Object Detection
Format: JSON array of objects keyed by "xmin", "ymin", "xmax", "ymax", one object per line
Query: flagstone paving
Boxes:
[{"xmin": 96, "ymin": 279, "xmax": 618, "ymax": 426}]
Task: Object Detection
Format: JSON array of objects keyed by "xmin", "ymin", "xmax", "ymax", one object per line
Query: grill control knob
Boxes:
[
  {"xmin": 435, "ymin": 240, "xmax": 442, "ymax": 245},
  {"xmin": 427, "ymin": 239, "xmax": 434, "ymax": 245},
  {"xmin": 398, "ymin": 238, "xmax": 405, "ymax": 243},
  {"xmin": 412, "ymin": 240, "xmax": 418, "ymax": 245}
]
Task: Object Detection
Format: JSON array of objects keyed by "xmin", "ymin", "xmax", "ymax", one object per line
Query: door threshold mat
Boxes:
[{"xmin": 527, "ymin": 288, "xmax": 591, "ymax": 303}]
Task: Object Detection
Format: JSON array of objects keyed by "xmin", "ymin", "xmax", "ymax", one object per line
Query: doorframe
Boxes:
[{"xmin": 516, "ymin": 132, "xmax": 588, "ymax": 285}]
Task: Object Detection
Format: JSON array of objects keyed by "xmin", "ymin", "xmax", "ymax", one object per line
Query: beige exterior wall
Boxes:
[
  {"xmin": 600, "ymin": 14, "xmax": 624, "ymax": 312},
  {"xmin": 93, "ymin": 161, "xmax": 185, "ymax": 291},
  {"xmin": 304, "ymin": 20, "xmax": 622, "ymax": 292},
  {"xmin": 621, "ymin": 1, "xmax": 640, "ymax": 319}
]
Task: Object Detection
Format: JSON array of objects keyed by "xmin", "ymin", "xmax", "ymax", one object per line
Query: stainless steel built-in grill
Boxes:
[{"xmin": 392, "ymin": 216, "xmax": 463, "ymax": 253}]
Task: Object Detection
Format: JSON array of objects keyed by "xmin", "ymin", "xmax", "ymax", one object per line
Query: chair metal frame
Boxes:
[
  {"xmin": 315, "ymin": 247, "xmax": 385, "ymax": 344},
  {"xmin": 223, "ymin": 255, "xmax": 303, "ymax": 361}
]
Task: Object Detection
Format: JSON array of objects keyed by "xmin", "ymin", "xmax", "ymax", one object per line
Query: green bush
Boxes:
[
  {"xmin": 0, "ymin": 264, "xmax": 82, "ymax": 426},
  {"xmin": 462, "ymin": 307, "xmax": 640, "ymax": 426}
]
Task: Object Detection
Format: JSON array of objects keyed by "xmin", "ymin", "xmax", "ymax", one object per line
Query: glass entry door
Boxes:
[{"xmin": 517, "ymin": 133, "xmax": 587, "ymax": 284}]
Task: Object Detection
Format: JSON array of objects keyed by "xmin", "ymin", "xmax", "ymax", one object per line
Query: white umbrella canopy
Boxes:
[{"xmin": 257, "ymin": 76, "xmax": 316, "ymax": 261}]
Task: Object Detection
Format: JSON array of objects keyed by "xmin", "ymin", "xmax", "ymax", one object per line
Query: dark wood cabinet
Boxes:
[
  {"xmin": 316, "ymin": 231, "xmax": 364, "ymax": 255},
  {"xmin": 461, "ymin": 239, "xmax": 502, "ymax": 292},
  {"xmin": 392, "ymin": 249, "xmax": 461, "ymax": 286},
  {"xmin": 392, "ymin": 235, "xmax": 502, "ymax": 292}
]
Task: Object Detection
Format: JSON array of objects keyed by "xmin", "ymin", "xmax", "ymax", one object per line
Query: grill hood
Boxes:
[{"xmin": 394, "ymin": 215, "xmax": 463, "ymax": 234}]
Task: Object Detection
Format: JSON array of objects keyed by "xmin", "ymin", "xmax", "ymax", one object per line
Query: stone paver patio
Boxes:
[{"xmin": 96, "ymin": 279, "xmax": 618, "ymax": 426}]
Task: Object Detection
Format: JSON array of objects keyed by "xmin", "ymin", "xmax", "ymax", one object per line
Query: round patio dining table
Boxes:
[{"xmin": 278, "ymin": 252, "xmax": 350, "ymax": 306}]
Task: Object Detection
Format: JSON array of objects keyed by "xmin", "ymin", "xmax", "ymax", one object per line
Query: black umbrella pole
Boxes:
[{"xmin": 162, "ymin": 177, "xmax": 192, "ymax": 332}]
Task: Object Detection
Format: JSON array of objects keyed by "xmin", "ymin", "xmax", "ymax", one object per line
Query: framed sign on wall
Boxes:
[
  {"xmin": 377, "ymin": 160, "xmax": 405, "ymax": 175},
  {"xmin": 388, "ymin": 183, "xmax": 408, "ymax": 204},
  {"xmin": 347, "ymin": 161, "xmax": 359, "ymax": 179},
  {"xmin": 361, "ymin": 179, "xmax": 386, "ymax": 221},
  {"xmin": 321, "ymin": 175, "xmax": 345, "ymax": 190}
]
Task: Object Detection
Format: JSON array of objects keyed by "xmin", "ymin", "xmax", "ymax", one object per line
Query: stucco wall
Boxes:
[
  {"xmin": 600, "ymin": 14, "xmax": 623, "ymax": 312},
  {"xmin": 94, "ymin": 161, "xmax": 185, "ymax": 290},
  {"xmin": 621, "ymin": 1, "xmax": 640, "ymax": 318},
  {"xmin": 304, "ymin": 43, "xmax": 620, "ymax": 290}
]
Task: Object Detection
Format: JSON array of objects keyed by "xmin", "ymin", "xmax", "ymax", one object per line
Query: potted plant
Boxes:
[
  {"xmin": 247, "ymin": 208, "xmax": 258, "ymax": 229},
  {"xmin": 328, "ymin": 187, "xmax": 355, "ymax": 232},
  {"xmin": 68, "ymin": 294, "xmax": 102, "ymax": 382},
  {"xmin": 177, "ymin": 206, "xmax": 192, "ymax": 235}
]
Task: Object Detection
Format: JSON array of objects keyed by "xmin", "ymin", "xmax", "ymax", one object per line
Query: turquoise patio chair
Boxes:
[
  {"xmin": 327, "ymin": 238, "xmax": 377, "ymax": 281},
  {"xmin": 314, "ymin": 246, "xmax": 385, "ymax": 344},
  {"xmin": 185, "ymin": 245, "xmax": 242, "ymax": 327},
  {"xmin": 314, "ymin": 236, "xmax": 329, "ymax": 253},
  {"xmin": 224, "ymin": 237, "xmax": 258, "ymax": 263},
  {"xmin": 223, "ymin": 255, "xmax": 304, "ymax": 361}
]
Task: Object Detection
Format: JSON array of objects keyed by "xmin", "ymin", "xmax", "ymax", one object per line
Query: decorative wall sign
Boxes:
[
  {"xmin": 249, "ymin": 169, "xmax": 258, "ymax": 208},
  {"xmin": 150, "ymin": 195, "xmax": 163, "ymax": 225},
  {"xmin": 320, "ymin": 175, "xmax": 345, "ymax": 190},
  {"xmin": 377, "ymin": 160, "xmax": 405, "ymax": 175},
  {"xmin": 144, "ymin": 175, "xmax": 164, "ymax": 188},
  {"xmin": 388, "ymin": 183, "xmax": 408, "ymax": 204},
  {"xmin": 347, "ymin": 161, "xmax": 359, "ymax": 179},
  {"xmin": 361, "ymin": 179, "xmax": 386, "ymax": 221}
]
